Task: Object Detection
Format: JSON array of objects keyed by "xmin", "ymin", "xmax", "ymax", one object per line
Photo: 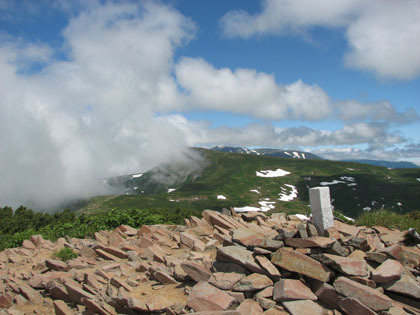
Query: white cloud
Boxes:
[
  {"xmin": 175, "ymin": 57, "xmax": 332, "ymax": 120},
  {"xmin": 0, "ymin": 1, "xmax": 197, "ymax": 210},
  {"xmin": 220, "ymin": 0, "xmax": 420, "ymax": 80}
]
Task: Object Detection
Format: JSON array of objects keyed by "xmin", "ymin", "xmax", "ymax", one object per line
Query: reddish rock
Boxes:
[
  {"xmin": 78, "ymin": 246, "xmax": 96, "ymax": 259},
  {"xmin": 372, "ymin": 259, "xmax": 403, "ymax": 283},
  {"xmin": 338, "ymin": 297, "xmax": 376, "ymax": 315},
  {"xmin": 110, "ymin": 277, "xmax": 133, "ymax": 291},
  {"xmin": 46, "ymin": 259, "xmax": 68, "ymax": 271},
  {"xmin": 30, "ymin": 234, "xmax": 46, "ymax": 247},
  {"xmin": 22, "ymin": 239, "xmax": 36, "ymax": 250},
  {"xmin": 255, "ymin": 286, "xmax": 273, "ymax": 299},
  {"xmin": 97, "ymin": 245, "xmax": 128, "ymax": 259},
  {"xmin": 136, "ymin": 236, "xmax": 155, "ymax": 248},
  {"xmin": 273, "ymin": 279, "xmax": 317, "ymax": 301},
  {"xmin": 232, "ymin": 228, "xmax": 266, "ymax": 248},
  {"xmin": 53, "ymin": 300, "xmax": 74, "ymax": 315},
  {"xmin": 203, "ymin": 210, "xmax": 237, "ymax": 230},
  {"xmin": 0, "ymin": 293, "xmax": 13, "ymax": 309},
  {"xmin": 322, "ymin": 253, "xmax": 368, "ymax": 276},
  {"xmin": 271, "ymin": 248, "xmax": 331, "ymax": 282},
  {"xmin": 334, "ymin": 220, "xmax": 360, "ymax": 237},
  {"xmin": 237, "ymin": 299, "xmax": 264, "ymax": 315},
  {"xmin": 333, "ymin": 277, "xmax": 392, "ymax": 311},
  {"xmin": 29, "ymin": 271, "xmax": 72, "ymax": 289},
  {"xmin": 181, "ymin": 261, "xmax": 212, "ymax": 282},
  {"xmin": 63, "ymin": 279, "xmax": 95, "ymax": 304},
  {"xmin": 118, "ymin": 224, "xmax": 137, "ymax": 236},
  {"xmin": 217, "ymin": 246, "xmax": 263, "ymax": 273},
  {"xmin": 127, "ymin": 298, "xmax": 148, "ymax": 312},
  {"xmin": 313, "ymin": 283, "xmax": 340, "ymax": 309},
  {"xmin": 95, "ymin": 248, "xmax": 120, "ymax": 261},
  {"xmin": 255, "ymin": 255, "xmax": 281, "ymax": 278},
  {"xmin": 282, "ymin": 300, "xmax": 324, "ymax": 315},
  {"xmin": 46, "ymin": 280, "xmax": 70, "ymax": 301},
  {"xmin": 187, "ymin": 281, "xmax": 237, "ymax": 312},
  {"xmin": 83, "ymin": 298, "xmax": 115, "ymax": 315},
  {"xmin": 209, "ymin": 273, "xmax": 244, "ymax": 290},
  {"xmin": 380, "ymin": 245, "xmax": 420, "ymax": 267},
  {"xmin": 232, "ymin": 273, "xmax": 273, "ymax": 291},
  {"xmin": 19, "ymin": 283, "xmax": 43, "ymax": 304},
  {"xmin": 284, "ymin": 237, "xmax": 335, "ymax": 248},
  {"xmin": 384, "ymin": 270, "xmax": 420, "ymax": 299},
  {"xmin": 153, "ymin": 270, "xmax": 179, "ymax": 285},
  {"xmin": 146, "ymin": 294, "xmax": 174, "ymax": 312}
]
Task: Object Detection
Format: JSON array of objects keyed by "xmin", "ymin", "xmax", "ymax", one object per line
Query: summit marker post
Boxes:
[{"xmin": 309, "ymin": 187, "xmax": 334, "ymax": 234}]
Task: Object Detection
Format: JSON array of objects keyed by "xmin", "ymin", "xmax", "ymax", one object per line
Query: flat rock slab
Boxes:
[
  {"xmin": 334, "ymin": 220, "xmax": 360, "ymax": 236},
  {"xmin": 209, "ymin": 273, "xmax": 244, "ymax": 290},
  {"xmin": 338, "ymin": 297, "xmax": 376, "ymax": 315},
  {"xmin": 372, "ymin": 259, "xmax": 403, "ymax": 284},
  {"xmin": 273, "ymin": 279, "xmax": 317, "ymax": 301},
  {"xmin": 254, "ymin": 255, "xmax": 281, "ymax": 278},
  {"xmin": 384, "ymin": 271, "xmax": 420, "ymax": 299},
  {"xmin": 284, "ymin": 237, "xmax": 335, "ymax": 248},
  {"xmin": 282, "ymin": 300, "xmax": 324, "ymax": 315},
  {"xmin": 53, "ymin": 300, "xmax": 74, "ymax": 315},
  {"xmin": 333, "ymin": 277, "xmax": 392, "ymax": 311},
  {"xmin": 232, "ymin": 273, "xmax": 273, "ymax": 291},
  {"xmin": 188, "ymin": 281, "xmax": 237, "ymax": 312},
  {"xmin": 380, "ymin": 245, "xmax": 420, "ymax": 267},
  {"xmin": 232, "ymin": 229, "xmax": 266, "ymax": 248},
  {"xmin": 322, "ymin": 253, "xmax": 368, "ymax": 276},
  {"xmin": 271, "ymin": 248, "xmax": 331, "ymax": 282},
  {"xmin": 313, "ymin": 283, "xmax": 339, "ymax": 309},
  {"xmin": 181, "ymin": 261, "xmax": 212, "ymax": 282},
  {"xmin": 217, "ymin": 246, "xmax": 263, "ymax": 273},
  {"xmin": 236, "ymin": 299, "xmax": 264, "ymax": 315}
]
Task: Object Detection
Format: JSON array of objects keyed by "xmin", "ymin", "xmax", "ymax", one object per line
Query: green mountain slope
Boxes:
[{"xmin": 77, "ymin": 148, "xmax": 420, "ymax": 218}]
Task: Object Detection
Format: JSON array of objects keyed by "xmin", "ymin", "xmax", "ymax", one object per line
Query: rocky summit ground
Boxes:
[{"xmin": 1, "ymin": 209, "xmax": 420, "ymax": 315}]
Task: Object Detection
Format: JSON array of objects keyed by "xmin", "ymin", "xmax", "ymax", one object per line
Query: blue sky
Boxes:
[{"xmin": 0, "ymin": 0, "xmax": 420, "ymax": 207}]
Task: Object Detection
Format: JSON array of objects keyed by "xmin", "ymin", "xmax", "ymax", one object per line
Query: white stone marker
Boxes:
[{"xmin": 309, "ymin": 187, "xmax": 334, "ymax": 234}]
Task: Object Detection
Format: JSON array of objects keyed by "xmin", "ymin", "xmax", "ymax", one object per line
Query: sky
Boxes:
[{"xmin": 0, "ymin": 0, "xmax": 419, "ymax": 209}]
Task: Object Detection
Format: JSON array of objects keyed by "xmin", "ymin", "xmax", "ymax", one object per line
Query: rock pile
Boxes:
[{"xmin": 0, "ymin": 209, "xmax": 419, "ymax": 314}]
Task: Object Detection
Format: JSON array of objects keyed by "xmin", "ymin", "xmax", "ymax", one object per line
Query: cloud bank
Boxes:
[
  {"xmin": 0, "ymin": 2, "xmax": 196, "ymax": 209},
  {"xmin": 220, "ymin": 0, "xmax": 420, "ymax": 80}
]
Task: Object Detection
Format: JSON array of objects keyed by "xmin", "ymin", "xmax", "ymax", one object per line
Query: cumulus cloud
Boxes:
[
  {"xmin": 0, "ymin": 1, "xmax": 197, "ymax": 210},
  {"xmin": 220, "ymin": 0, "xmax": 420, "ymax": 80},
  {"xmin": 175, "ymin": 57, "xmax": 332, "ymax": 120}
]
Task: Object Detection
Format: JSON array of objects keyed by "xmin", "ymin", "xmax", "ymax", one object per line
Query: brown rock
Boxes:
[
  {"xmin": 146, "ymin": 294, "xmax": 174, "ymax": 312},
  {"xmin": 187, "ymin": 281, "xmax": 237, "ymax": 312},
  {"xmin": 237, "ymin": 299, "xmax": 264, "ymax": 315},
  {"xmin": 153, "ymin": 270, "xmax": 179, "ymax": 285},
  {"xmin": 83, "ymin": 298, "xmax": 115, "ymax": 315},
  {"xmin": 22, "ymin": 239, "xmax": 36, "ymax": 250},
  {"xmin": 282, "ymin": 300, "xmax": 324, "ymax": 315},
  {"xmin": 209, "ymin": 273, "xmax": 244, "ymax": 290},
  {"xmin": 181, "ymin": 261, "xmax": 212, "ymax": 282},
  {"xmin": 366, "ymin": 252, "xmax": 388, "ymax": 264},
  {"xmin": 63, "ymin": 279, "xmax": 95, "ymax": 304},
  {"xmin": 217, "ymin": 246, "xmax": 263, "ymax": 273},
  {"xmin": 255, "ymin": 255, "xmax": 281, "ymax": 278},
  {"xmin": 118, "ymin": 224, "xmax": 137, "ymax": 236},
  {"xmin": 28, "ymin": 271, "xmax": 72, "ymax": 289},
  {"xmin": 46, "ymin": 280, "xmax": 70, "ymax": 301},
  {"xmin": 127, "ymin": 297, "xmax": 148, "ymax": 312},
  {"xmin": 255, "ymin": 286, "xmax": 273, "ymax": 299},
  {"xmin": 110, "ymin": 277, "xmax": 133, "ymax": 291},
  {"xmin": 95, "ymin": 248, "xmax": 120, "ymax": 261},
  {"xmin": 271, "ymin": 248, "xmax": 331, "ymax": 282},
  {"xmin": 232, "ymin": 273, "xmax": 273, "ymax": 291},
  {"xmin": 264, "ymin": 309, "xmax": 289, "ymax": 315},
  {"xmin": 380, "ymin": 245, "xmax": 420, "ymax": 267},
  {"xmin": 257, "ymin": 297, "xmax": 276, "ymax": 310},
  {"xmin": 313, "ymin": 283, "xmax": 339, "ymax": 309},
  {"xmin": 285, "ymin": 237, "xmax": 335, "ymax": 248},
  {"xmin": 53, "ymin": 300, "xmax": 74, "ymax": 315},
  {"xmin": 30, "ymin": 234, "xmax": 46, "ymax": 247},
  {"xmin": 232, "ymin": 229, "xmax": 266, "ymax": 248},
  {"xmin": 333, "ymin": 277, "xmax": 392, "ymax": 311},
  {"xmin": 372, "ymin": 259, "xmax": 403, "ymax": 283},
  {"xmin": 0, "ymin": 293, "xmax": 13, "ymax": 309},
  {"xmin": 19, "ymin": 283, "xmax": 43, "ymax": 304},
  {"xmin": 97, "ymin": 245, "xmax": 128, "ymax": 259},
  {"xmin": 322, "ymin": 253, "xmax": 368, "ymax": 276},
  {"xmin": 338, "ymin": 297, "xmax": 376, "ymax": 315},
  {"xmin": 334, "ymin": 220, "xmax": 360, "ymax": 237},
  {"xmin": 78, "ymin": 246, "xmax": 96, "ymax": 259},
  {"xmin": 273, "ymin": 279, "xmax": 317, "ymax": 301},
  {"xmin": 45, "ymin": 259, "xmax": 68, "ymax": 271},
  {"xmin": 384, "ymin": 270, "xmax": 420, "ymax": 299}
]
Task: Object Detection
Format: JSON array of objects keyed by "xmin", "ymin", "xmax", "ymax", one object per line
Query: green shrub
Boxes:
[{"xmin": 53, "ymin": 247, "xmax": 78, "ymax": 262}]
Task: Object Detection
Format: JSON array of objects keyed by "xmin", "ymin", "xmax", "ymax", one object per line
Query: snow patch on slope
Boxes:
[
  {"xmin": 167, "ymin": 188, "xmax": 176, "ymax": 193},
  {"xmin": 278, "ymin": 184, "xmax": 298, "ymax": 201},
  {"xmin": 217, "ymin": 195, "xmax": 226, "ymax": 200},
  {"xmin": 256, "ymin": 168, "xmax": 291, "ymax": 177},
  {"xmin": 132, "ymin": 173, "xmax": 143, "ymax": 178}
]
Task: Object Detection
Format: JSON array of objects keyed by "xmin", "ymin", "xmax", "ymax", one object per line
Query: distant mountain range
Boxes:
[
  {"xmin": 210, "ymin": 146, "xmax": 418, "ymax": 169},
  {"xmin": 341, "ymin": 159, "xmax": 419, "ymax": 169},
  {"xmin": 210, "ymin": 146, "xmax": 322, "ymax": 160}
]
